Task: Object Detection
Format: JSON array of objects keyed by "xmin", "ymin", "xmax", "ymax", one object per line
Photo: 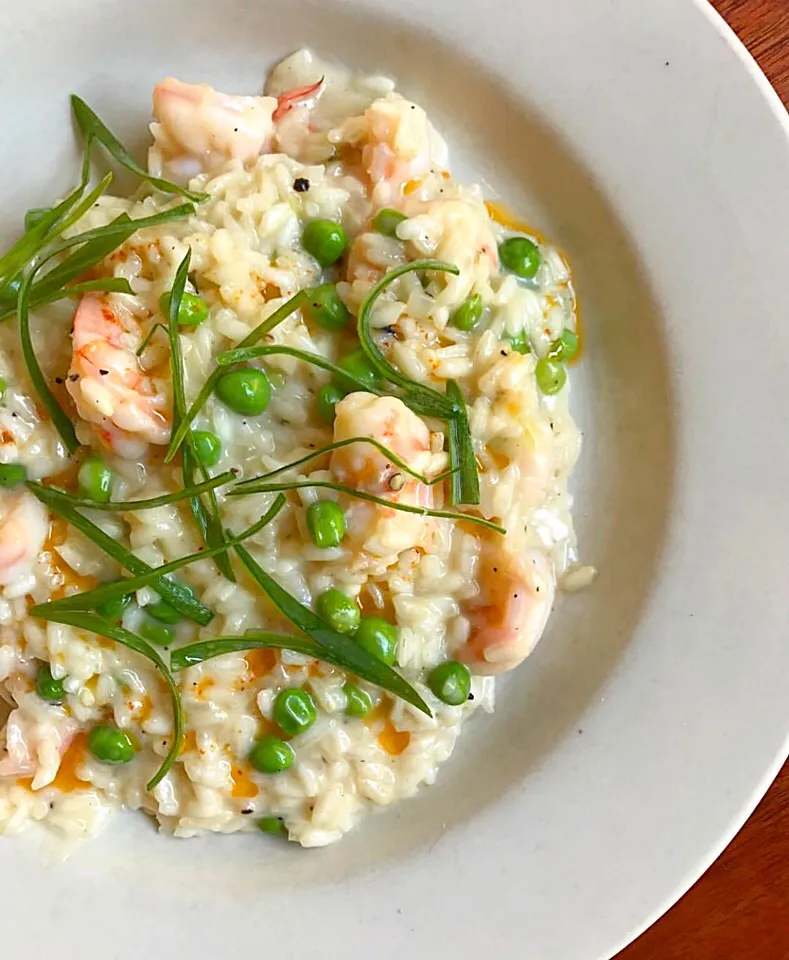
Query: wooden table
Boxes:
[{"xmin": 619, "ymin": 2, "xmax": 789, "ymax": 957}]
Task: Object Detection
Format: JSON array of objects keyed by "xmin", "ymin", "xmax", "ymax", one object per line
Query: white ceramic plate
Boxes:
[{"xmin": 2, "ymin": 1, "xmax": 789, "ymax": 957}]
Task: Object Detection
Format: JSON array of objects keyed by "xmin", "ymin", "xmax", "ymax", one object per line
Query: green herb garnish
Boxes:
[
  {"xmin": 166, "ymin": 249, "xmax": 234, "ymax": 581},
  {"xmin": 70, "ymin": 95, "xmax": 208, "ymax": 204},
  {"xmin": 170, "ymin": 633, "xmax": 328, "ymax": 670},
  {"xmin": 446, "ymin": 380, "xmax": 480, "ymax": 506},
  {"xmin": 31, "ymin": 471, "xmax": 235, "ymax": 512},
  {"xmin": 27, "ymin": 483, "xmax": 215, "ymax": 625},
  {"xmin": 33, "ymin": 609, "xmax": 183, "ymax": 791},
  {"xmin": 229, "ymin": 479, "xmax": 503, "ymax": 534},
  {"xmin": 30, "ymin": 496, "xmax": 286, "ymax": 619},
  {"xmin": 255, "ymin": 436, "xmax": 456, "ymax": 487},
  {"xmin": 232, "ymin": 541, "xmax": 432, "ymax": 715}
]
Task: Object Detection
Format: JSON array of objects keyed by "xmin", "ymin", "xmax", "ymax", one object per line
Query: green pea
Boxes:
[
  {"xmin": 0, "ymin": 464, "xmax": 27, "ymax": 488},
  {"xmin": 257, "ymin": 816, "xmax": 288, "ymax": 836},
  {"xmin": 316, "ymin": 588, "xmax": 360, "ymax": 635},
  {"xmin": 548, "ymin": 328, "xmax": 579, "ymax": 363},
  {"xmin": 508, "ymin": 331, "xmax": 531, "ymax": 354},
  {"xmin": 78, "ymin": 456, "xmax": 114, "ymax": 503},
  {"xmin": 25, "ymin": 207, "xmax": 51, "ymax": 232},
  {"xmin": 372, "ymin": 208, "xmax": 407, "ymax": 237},
  {"xmin": 343, "ymin": 682, "xmax": 373, "ymax": 718},
  {"xmin": 137, "ymin": 618, "xmax": 176, "ymax": 647},
  {"xmin": 95, "ymin": 592, "xmax": 132, "ymax": 622},
  {"xmin": 145, "ymin": 598, "xmax": 182, "ymax": 624},
  {"xmin": 535, "ymin": 357, "xmax": 567, "ymax": 395},
  {"xmin": 35, "ymin": 663, "xmax": 66, "ymax": 703},
  {"xmin": 317, "ymin": 383, "xmax": 344, "ymax": 424},
  {"xmin": 87, "ymin": 724, "xmax": 136, "ymax": 765},
  {"xmin": 428, "ymin": 660, "xmax": 471, "ymax": 706},
  {"xmin": 273, "ymin": 688, "xmax": 317, "ymax": 736},
  {"xmin": 191, "ymin": 430, "xmax": 222, "ymax": 467},
  {"xmin": 249, "ymin": 734, "xmax": 295, "ymax": 774},
  {"xmin": 159, "ymin": 290, "xmax": 210, "ymax": 327},
  {"xmin": 355, "ymin": 616, "xmax": 398, "ymax": 666},
  {"xmin": 499, "ymin": 236, "xmax": 542, "ymax": 280},
  {"xmin": 450, "ymin": 293, "xmax": 484, "ymax": 331},
  {"xmin": 215, "ymin": 367, "xmax": 271, "ymax": 416},
  {"xmin": 303, "ymin": 284, "xmax": 350, "ymax": 332},
  {"xmin": 333, "ymin": 348, "xmax": 379, "ymax": 393},
  {"xmin": 302, "ymin": 219, "xmax": 348, "ymax": 267},
  {"xmin": 306, "ymin": 500, "xmax": 346, "ymax": 549}
]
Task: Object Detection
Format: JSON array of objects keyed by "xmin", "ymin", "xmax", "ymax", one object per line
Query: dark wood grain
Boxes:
[{"xmin": 618, "ymin": 2, "xmax": 789, "ymax": 957}]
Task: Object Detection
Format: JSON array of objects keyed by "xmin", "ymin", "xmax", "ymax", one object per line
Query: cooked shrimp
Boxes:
[
  {"xmin": 67, "ymin": 294, "xmax": 170, "ymax": 456},
  {"xmin": 272, "ymin": 78, "xmax": 324, "ymax": 123},
  {"xmin": 151, "ymin": 78, "xmax": 278, "ymax": 178},
  {"xmin": 0, "ymin": 708, "xmax": 77, "ymax": 787},
  {"xmin": 0, "ymin": 487, "xmax": 48, "ymax": 588},
  {"xmin": 360, "ymin": 96, "xmax": 447, "ymax": 207},
  {"xmin": 458, "ymin": 544, "xmax": 555, "ymax": 675},
  {"xmin": 330, "ymin": 392, "xmax": 436, "ymax": 560}
]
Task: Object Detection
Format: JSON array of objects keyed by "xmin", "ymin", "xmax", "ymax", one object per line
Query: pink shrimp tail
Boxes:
[{"xmin": 273, "ymin": 78, "xmax": 324, "ymax": 123}]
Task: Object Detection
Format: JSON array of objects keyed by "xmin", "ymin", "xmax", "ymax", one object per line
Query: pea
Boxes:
[
  {"xmin": 95, "ymin": 592, "xmax": 132, "ymax": 622},
  {"xmin": 273, "ymin": 688, "xmax": 317, "ymax": 736},
  {"xmin": 317, "ymin": 383, "xmax": 344, "ymax": 424},
  {"xmin": 499, "ymin": 236, "xmax": 542, "ymax": 280},
  {"xmin": 0, "ymin": 377, "xmax": 7, "ymax": 401},
  {"xmin": 249, "ymin": 734, "xmax": 295, "ymax": 774},
  {"xmin": 355, "ymin": 616, "xmax": 398, "ymax": 666},
  {"xmin": 145, "ymin": 598, "xmax": 181, "ymax": 624},
  {"xmin": 257, "ymin": 816, "xmax": 288, "ymax": 836},
  {"xmin": 303, "ymin": 284, "xmax": 350, "ymax": 332},
  {"xmin": 316, "ymin": 588, "xmax": 360, "ymax": 635},
  {"xmin": 25, "ymin": 207, "xmax": 51, "ymax": 232},
  {"xmin": 78, "ymin": 456, "xmax": 114, "ymax": 504},
  {"xmin": 35, "ymin": 663, "xmax": 66, "ymax": 703},
  {"xmin": 372, "ymin": 208, "xmax": 407, "ymax": 238},
  {"xmin": 333, "ymin": 348, "xmax": 379, "ymax": 393},
  {"xmin": 343, "ymin": 682, "xmax": 372, "ymax": 719},
  {"xmin": 450, "ymin": 293, "xmax": 484, "ymax": 331},
  {"xmin": 306, "ymin": 500, "xmax": 346, "ymax": 548},
  {"xmin": 302, "ymin": 219, "xmax": 348, "ymax": 267},
  {"xmin": 428, "ymin": 660, "xmax": 471, "ymax": 706},
  {"xmin": 191, "ymin": 430, "xmax": 222, "ymax": 467},
  {"xmin": 87, "ymin": 724, "xmax": 136, "ymax": 765},
  {"xmin": 535, "ymin": 357, "xmax": 567, "ymax": 395},
  {"xmin": 159, "ymin": 290, "xmax": 210, "ymax": 327},
  {"xmin": 508, "ymin": 331, "xmax": 531, "ymax": 354},
  {"xmin": 0, "ymin": 464, "xmax": 27, "ymax": 488},
  {"xmin": 215, "ymin": 367, "xmax": 271, "ymax": 416},
  {"xmin": 137, "ymin": 618, "xmax": 176, "ymax": 647},
  {"xmin": 548, "ymin": 328, "xmax": 579, "ymax": 363}
]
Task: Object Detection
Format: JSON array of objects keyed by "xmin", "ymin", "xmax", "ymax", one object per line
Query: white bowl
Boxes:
[{"xmin": 3, "ymin": 1, "xmax": 789, "ymax": 957}]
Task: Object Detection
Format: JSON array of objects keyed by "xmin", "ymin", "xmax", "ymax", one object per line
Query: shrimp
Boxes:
[
  {"xmin": 151, "ymin": 78, "xmax": 278, "ymax": 179},
  {"xmin": 0, "ymin": 707, "xmax": 78, "ymax": 787},
  {"xmin": 360, "ymin": 96, "xmax": 447, "ymax": 207},
  {"xmin": 272, "ymin": 78, "xmax": 324, "ymax": 123},
  {"xmin": 67, "ymin": 294, "xmax": 170, "ymax": 457},
  {"xmin": 0, "ymin": 487, "xmax": 48, "ymax": 588},
  {"xmin": 330, "ymin": 392, "xmax": 436, "ymax": 561},
  {"xmin": 458, "ymin": 543, "xmax": 556, "ymax": 675}
]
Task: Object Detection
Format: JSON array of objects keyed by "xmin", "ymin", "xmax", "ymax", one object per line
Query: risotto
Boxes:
[{"xmin": 0, "ymin": 49, "xmax": 588, "ymax": 848}]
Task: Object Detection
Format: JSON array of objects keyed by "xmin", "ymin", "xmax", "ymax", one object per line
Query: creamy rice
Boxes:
[{"xmin": 0, "ymin": 49, "xmax": 585, "ymax": 848}]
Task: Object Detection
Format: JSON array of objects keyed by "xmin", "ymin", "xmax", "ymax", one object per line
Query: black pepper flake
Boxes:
[
  {"xmin": 293, "ymin": 177, "xmax": 310, "ymax": 193},
  {"xmin": 230, "ymin": 467, "xmax": 240, "ymax": 474},
  {"xmin": 234, "ymin": 127, "xmax": 239, "ymax": 132},
  {"xmin": 410, "ymin": 105, "xmax": 416, "ymax": 110},
  {"xmin": 492, "ymin": 566, "xmax": 498, "ymax": 573},
  {"xmin": 513, "ymin": 593, "xmax": 519, "ymax": 599},
  {"xmin": 467, "ymin": 693, "xmax": 475, "ymax": 701},
  {"xmin": 54, "ymin": 377, "xmax": 64, "ymax": 384},
  {"xmin": 500, "ymin": 350, "xmax": 507, "ymax": 357},
  {"xmin": 99, "ymin": 369, "xmax": 109, "ymax": 376},
  {"xmin": 68, "ymin": 374, "xmax": 79, "ymax": 382},
  {"xmin": 10, "ymin": 412, "xmax": 17, "ymax": 418},
  {"xmin": 241, "ymin": 808, "xmax": 253, "ymax": 815}
]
